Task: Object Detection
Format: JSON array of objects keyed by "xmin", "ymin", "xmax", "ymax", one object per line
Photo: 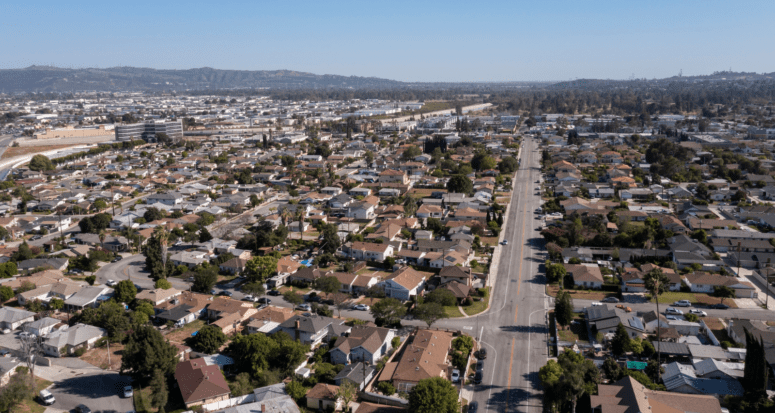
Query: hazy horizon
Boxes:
[{"xmin": 2, "ymin": 0, "xmax": 773, "ymax": 82}]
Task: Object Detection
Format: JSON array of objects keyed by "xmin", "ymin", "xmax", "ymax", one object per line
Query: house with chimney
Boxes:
[{"xmin": 175, "ymin": 359, "xmax": 231, "ymax": 408}]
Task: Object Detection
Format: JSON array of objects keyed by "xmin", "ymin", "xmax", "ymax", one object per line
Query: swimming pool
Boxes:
[{"xmin": 300, "ymin": 259, "xmax": 313, "ymax": 267}]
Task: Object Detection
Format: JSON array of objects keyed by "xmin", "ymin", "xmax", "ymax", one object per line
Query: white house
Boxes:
[
  {"xmin": 341, "ymin": 242, "xmax": 394, "ymax": 262},
  {"xmin": 381, "ymin": 267, "xmax": 426, "ymax": 301},
  {"xmin": 329, "ymin": 325, "xmax": 396, "ymax": 365}
]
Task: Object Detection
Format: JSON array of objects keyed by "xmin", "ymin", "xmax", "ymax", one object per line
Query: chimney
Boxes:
[{"xmin": 262, "ymin": 405, "xmax": 266, "ymax": 413}]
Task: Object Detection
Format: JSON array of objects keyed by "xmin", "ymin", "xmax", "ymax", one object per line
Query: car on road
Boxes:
[
  {"xmin": 473, "ymin": 371, "xmax": 483, "ymax": 384},
  {"xmin": 243, "ymin": 295, "xmax": 255, "ymax": 302},
  {"xmin": 30, "ymin": 235, "xmax": 42, "ymax": 241},
  {"xmin": 297, "ymin": 303, "xmax": 312, "ymax": 311},
  {"xmin": 268, "ymin": 290, "xmax": 281, "ymax": 296},
  {"xmin": 451, "ymin": 369, "xmax": 460, "ymax": 383},
  {"xmin": 666, "ymin": 315, "xmax": 680, "ymax": 321},
  {"xmin": 665, "ymin": 307, "xmax": 683, "ymax": 315},
  {"xmin": 353, "ymin": 304, "xmax": 370, "ymax": 311},
  {"xmin": 0, "ymin": 329, "xmax": 10, "ymax": 335},
  {"xmin": 500, "ymin": 240, "xmax": 508, "ymax": 245},
  {"xmin": 689, "ymin": 309, "xmax": 707, "ymax": 317},
  {"xmin": 258, "ymin": 298, "xmax": 271, "ymax": 304},
  {"xmin": 477, "ymin": 348, "xmax": 487, "ymax": 359},
  {"xmin": 601, "ymin": 297, "xmax": 619, "ymax": 303},
  {"xmin": 76, "ymin": 404, "xmax": 92, "ymax": 413},
  {"xmin": 19, "ymin": 332, "xmax": 35, "ymax": 340},
  {"xmin": 112, "ymin": 257, "xmax": 122, "ymax": 263},
  {"xmin": 123, "ymin": 386, "xmax": 133, "ymax": 398},
  {"xmin": 219, "ymin": 291, "xmax": 233, "ymax": 297},
  {"xmin": 468, "ymin": 401, "xmax": 478, "ymax": 413},
  {"xmin": 0, "ymin": 349, "xmax": 10, "ymax": 357},
  {"xmin": 673, "ymin": 300, "xmax": 691, "ymax": 307},
  {"xmin": 39, "ymin": 389, "xmax": 55, "ymax": 405},
  {"xmin": 709, "ymin": 303, "xmax": 729, "ymax": 310},
  {"xmin": 591, "ymin": 302, "xmax": 603, "ymax": 307},
  {"xmin": 106, "ymin": 280, "xmax": 117, "ymax": 287}
]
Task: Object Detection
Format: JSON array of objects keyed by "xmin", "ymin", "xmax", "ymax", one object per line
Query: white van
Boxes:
[{"xmin": 39, "ymin": 389, "xmax": 55, "ymax": 405}]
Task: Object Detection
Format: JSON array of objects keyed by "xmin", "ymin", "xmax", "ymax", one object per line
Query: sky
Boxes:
[{"xmin": 1, "ymin": 0, "xmax": 773, "ymax": 82}]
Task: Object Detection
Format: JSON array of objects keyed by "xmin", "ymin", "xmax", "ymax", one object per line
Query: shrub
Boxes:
[
  {"xmin": 391, "ymin": 336, "xmax": 400, "ymax": 349},
  {"xmin": 85, "ymin": 275, "xmax": 96, "ymax": 285},
  {"xmin": 72, "ymin": 347, "xmax": 86, "ymax": 357},
  {"xmin": 377, "ymin": 381, "xmax": 396, "ymax": 395}
]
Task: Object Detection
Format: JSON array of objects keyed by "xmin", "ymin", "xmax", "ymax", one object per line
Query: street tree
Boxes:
[
  {"xmin": 241, "ymin": 282, "xmax": 266, "ymax": 297},
  {"xmin": 714, "ymin": 285, "xmax": 736, "ymax": 305},
  {"xmin": 244, "ymin": 256, "xmax": 278, "ymax": 283},
  {"xmin": 643, "ymin": 267, "xmax": 670, "ymax": 368},
  {"xmin": 554, "ymin": 289, "xmax": 574, "ymax": 330},
  {"xmin": 370, "ymin": 297, "xmax": 406, "ymax": 327},
  {"xmin": 150, "ymin": 368, "xmax": 168, "ymax": 413},
  {"xmin": 446, "ymin": 175, "xmax": 473, "ymax": 194},
  {"xmin": 315, "ymin": 276, "xmax": 342, "ymax": 296},
  {"xmin": 408, "ymin": 377, "xmax": 459, "ymax": 413},
  {"xmin": 283, "ymin": 291, "xmax": 304, "ymax": 306},
  {"xmin": 413, "ymin": 302, "xmax": 447, "ymax": 328}
]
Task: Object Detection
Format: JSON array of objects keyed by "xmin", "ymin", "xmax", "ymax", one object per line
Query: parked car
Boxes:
[
  {"xmin": 219, "ymin": 291, "xmax": 233, "ymax": 297},
  {"xmin": 478, "ymin": 348, "xmax": 487, "ymax": 359},
  {"xmin": 673, "ymin": 300, "xmax": 691, "ymax": 307},
  {"xmin": 258, "ymin": 298, "xmax": 271, "ymax": 304},
  {"xmin": 665, "ymin": 307, "xmax": 683, "ymax": 315},
  {"xmin": 39, "ymin": 390, "xmax": 55, "ymax": 405},
  {"xmin": 468, "ymin": 401, "xmax": 478, "ymax": 413},
  {"xmin": 268, "ymin": 290, "xmax": 280, "ymax": 296},
  {"xmin": 709, "ymin": 303, "xmax": 729, "ymax": 310},
  {"xmin": 76, "ymin": 405, "xmax": 92, "ymax": 413},
  {"xmin": 451, "ymin": 369, "xmax": 460, "ymax": 383},
  {"xmin": 501, "ymin": 240, "xmax": 508, "ymax": 245},
  {"xmin": 0, "ymin": 329, "xmax": 10, "ymax": 335},
  {"xmin": 601, "ymin": 297, "xmax": 619, "ymax": 303},
  {"xmin": 123, "ymin": 386, "xmax": 133, "ymax": 398},
  {"xmin": 689, "ymin": 309, "xmax": 707, "ymax": 317},
  {"xmin": 297, "ymin": 303, "xmax": 312, "ymax": 311},
  {"xmin": 476, "ymin": 359, "xmax": 484, "ymax": 372},
  {"xmin": 666, "ymin": 315, "xmax": 680, "ymax": 321},
  {"xmin": 242, "ymin": 295, "xmax": 254, "ymax": 302},
  {"xmin": 473, "ymin": 371, "xmax": 483, "ymax": 384},
  {"xmin": 353, "ymin": 304, "xmax": 370, "ymax": 311},
  {"xmin": 106, "ymin": 279, "xmax": 117, "ymax": 287}
]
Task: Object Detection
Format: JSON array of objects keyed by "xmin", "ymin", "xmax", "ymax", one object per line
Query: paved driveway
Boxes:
[{"xmin": 47, "ymin": 370, "xmax": 133, "ymax": 413}]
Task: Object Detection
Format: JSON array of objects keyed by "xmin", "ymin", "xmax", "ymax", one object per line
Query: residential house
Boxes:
[
  {"xmin": 306, "ymin": 383, "xmax": 342, "ymax": 412},
  {"xmin": 42, "ymin": 323, "xmax": 106, "ymax": 357},
  {"xmin": 591, "ymin": 376, "xmax": 723, "ymax": 413},
  {"xmin": 378, "ymin": 329, "xmax": 454, "ymax": 393},
  {"xmin": 23, "ymin": 317, "xmax": 61, "ymax": 337},
  {"xmin": 64, "ymin": 286, "xmax": 113, "ymax": 311},
  {"xmin": 135, "ymin": 288, "xmax": 183, "ymax": 306},
  {"xmin": 682, "ymin": 272, "xmax": 756, "ymax": 298},
  {"xmin": 438, "ymin": 266, "xmax": 474, "ymax": 287},
  {"xmin": 341, "ymin": 242, "xmax": 394, "ymax": 262},
  {"xmin": 175, "ymin": 359, "xmax": 231, "ymax": 408},
  {"xmin": 155, "ymin": 292, "xmax": 213, "ymax": 326},
  {"xmin": 381, "ymin": 267, "xmax": 426, "ymax": 301},
  {"xmin": 0, "ymin": 308, "xmax": 35, "ymax": 330},
  {"xmin": 277, "ymin": 315, "xmax": 350, "ymax": 347},
  {"xmin": 564, "ymin": 263, "xmax": 604, "ymax": 289},
  {"xmin": 329, "ymin": 325, "xmax": 396, "ymax": 365},
  {"xmin": 334, "ymin": 362, "xmax": 376, "ymax": 391}
]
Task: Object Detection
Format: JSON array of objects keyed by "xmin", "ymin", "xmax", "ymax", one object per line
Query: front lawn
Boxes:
[
  {"xmin": 649, "ymin": 292, "xmax": 738, "ymax": 308},
  {"xmin": 546, "ymin": 284, "xmax": 615, "ymax": 301},
  {"xmin": 443, "ymin": 305, "xmax": 465, "ymax": 318},
  {"xmin": 462, "ymin": 287, "xmax": 490, "ymax": 316},
  {"xmin": 164, "ymin": 319, "xmax": 205, "ymax": 344}
]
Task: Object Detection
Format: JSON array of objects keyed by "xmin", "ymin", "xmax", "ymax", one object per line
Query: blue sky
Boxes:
[{"xmin": 1, "ymin": 0, "xmax": 772, "ymax": 82}]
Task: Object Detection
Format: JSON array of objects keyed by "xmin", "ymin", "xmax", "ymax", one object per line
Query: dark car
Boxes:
[
  {"xmin": 258, "ymin": 298, "xmax": 271, "ymax": 304},
  {"xmin": 76, "ymin": 405, "xmax": 92, "ymax": 413},
  {"xmin": 473, "ymin": 371, "xmax": 483, "ymax": 384},
  {"xmin": 476, "ymin": 359, "xmax": 484, "ymax": 372},
  {"xmin": 710, "ymin": 303, "xmax": 729, "ymax": 310},
  {"xmin": 219, "ymin": 291, "xmax": 233, "ymax": 297},
  {"xmin": 468, "ymin": 401, "xmax": 478, "ymax": 413},
  {"xmin": 267, "ymin": 290, "xmax": 281, "ymax": 296},
  {"xmin": 477, "ymin": 348, "xmax": 487, "ymax": 359},
  {"xmin": 308, "ymin": 295, "xmax": 322, "ymax": 303}
]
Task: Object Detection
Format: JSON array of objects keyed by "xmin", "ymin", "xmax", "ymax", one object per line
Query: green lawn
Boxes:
[
  {"xmin": 462, "ymin": 288, "xmax": 491, "ymax": 316},
  {"xmin": 17, "ymin": 376, "xmax": 53, "ymax": 413},
  {"xmin": 443, "ymin": 305, "xmax": 465, "ymax": 318},
  {"xmin": 650, "ymin": 292, "xmax": 698, "ymax": 303}
]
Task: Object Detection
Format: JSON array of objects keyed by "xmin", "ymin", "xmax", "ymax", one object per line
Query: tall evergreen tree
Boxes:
[
  {"xmin": 497, "ymin": 212, "xmax": 504, "ymax": 226},
  {"xmin": 554, "ymin": 290, "xmax": 574, "ymax": 330},
  {"xmin": 743, "ymin": 328, "xmax": 768, "ymax": 399}
]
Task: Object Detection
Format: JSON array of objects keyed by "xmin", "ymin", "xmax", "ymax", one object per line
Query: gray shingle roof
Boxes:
[
  {"xmin": 0, "ymin": 307, "xmax": 35, "ymax": 323},
  {"xmin": 44, "ymin": 323, "xmax": 105, "ymax": 348}
]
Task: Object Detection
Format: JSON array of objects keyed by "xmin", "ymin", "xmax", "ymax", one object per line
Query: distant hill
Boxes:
[{"xmin": 0, "ymin": 66, "xmax": 407, "ymax": 92}]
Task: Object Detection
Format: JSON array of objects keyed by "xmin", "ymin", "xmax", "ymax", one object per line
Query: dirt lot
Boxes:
[
  {"xmin": 546, "ymin": 284, "xmax": 616, "ymax": 301},
  {"xmin": 407, "ymin": 188, "xmax": 445, "ymax": 198},
  {"xmin": 1, "ymin": 144, "xmax": 79, "ymax": 160},
  {"xmin": 80, "ymin": 342, "xmax": 124, "ymax": 371}
]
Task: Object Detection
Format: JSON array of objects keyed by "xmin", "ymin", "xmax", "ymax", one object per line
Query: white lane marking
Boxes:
[
  {"xmin": 463, "ymin": 326, "xmax": 473, "ymax": 330},
  {"xmin": 480, "ymin": 337, "xmax": 499, "ymax": 413}
]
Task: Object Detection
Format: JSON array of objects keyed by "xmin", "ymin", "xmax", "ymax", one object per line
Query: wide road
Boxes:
[{"xmin": 466, "ymin": 136, "xmax": 549, "ymax": 413}]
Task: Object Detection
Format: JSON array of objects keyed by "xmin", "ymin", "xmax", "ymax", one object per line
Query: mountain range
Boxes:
[{"xmin": 0, "ymin": 66, "xmax": 773, "ymax": 93}]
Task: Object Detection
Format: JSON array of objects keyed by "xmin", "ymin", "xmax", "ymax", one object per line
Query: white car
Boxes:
[
  {"xmin": 123, "ymin": 386, "xmax": 133, "ymax": 398},
  {"xmin": 451, "ymin": 369, "xmax": 461, "ymax": 383},
  {"xmin": 666, "ymin": 315, "xmax": 680, "ymax": 321},
  {"xmin": 591, "ymin": 302, "xmax": 603, "ymax": 307},
  {"xmin": 673, "ymin": 300, "xmax": 691, "ymax": 307},
  {"xmin": 242, "ymin": 295, "xmax": 254, "ymax": 302},
  {"xmin": 297, "ymin": 303, "xmax": 312, "ymax": 311},
  {"xmin": 353, "ymin": 304, "xmax": 370, "ymax": 311},
  {"xmin": 501, "ymin": 240, "xmax": 509, "ymax": 245},
  {"xmin": 106, "ymin": 279, "xmax": 117, "ymax": 287},
  {"xmin": 665, "ymin": 307, "xmax": 683, "ymax": 315},
  {"xmin": 689, "ymin": 309, "xmax": 707, "ymax": 317}
]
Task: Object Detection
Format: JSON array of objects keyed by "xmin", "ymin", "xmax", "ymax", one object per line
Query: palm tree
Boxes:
[
  {"xmin": 153, "ymin": 226, "xmax": 170, "ymax": 269},
  {"xmin": 98, "ymin": 230, "xmax": 106, "ymax": 251},
  {"xmin": 644, "ymin": 267, "xmax": 670, "ymax": 376}
]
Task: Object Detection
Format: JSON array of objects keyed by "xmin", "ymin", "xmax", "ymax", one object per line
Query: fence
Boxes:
[
  {"xmin": 700, "ymin": 319, "xmax": 720, "ymax": 346},
  {"xmin": 359, "ymin": 392, "xmax": 408, "ymax": 407},
  {"xmin": 202, "ymin": 394, "xmax": 254, "ymax": 412}
]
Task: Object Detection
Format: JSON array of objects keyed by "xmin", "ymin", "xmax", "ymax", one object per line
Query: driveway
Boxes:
[
  {"xmin": 96, "ymin": 253, "xmax": 190, "ymax": 291},
  {"xmin": 47, "ymin": 369, "xmax": 133, "ymax": 413}
]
